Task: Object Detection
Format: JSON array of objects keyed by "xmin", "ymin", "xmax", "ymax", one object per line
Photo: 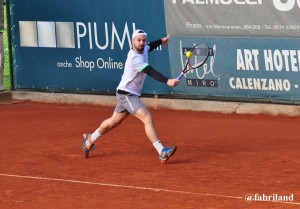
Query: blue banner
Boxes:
[
  {"xmin": 169, "ymin": 36, "xmax": 300, "ymax": 103},
  {"xmin": 11, "ymin": 0, "xmax": 170, "ymax": 94}
]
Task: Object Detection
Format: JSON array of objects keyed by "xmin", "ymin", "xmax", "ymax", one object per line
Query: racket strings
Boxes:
[{"xmin": 188, "ymin": 45, "xmax": 209, "ymax": 70}]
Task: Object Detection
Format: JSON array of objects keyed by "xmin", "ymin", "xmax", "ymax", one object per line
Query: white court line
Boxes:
[{"xmin": 0, "ymin": 173, "xmax": 299, "ymax": 206}]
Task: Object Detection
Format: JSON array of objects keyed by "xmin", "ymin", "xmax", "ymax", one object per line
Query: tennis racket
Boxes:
[{"xmin": 177, "ymin": 43, "xmax": 210, "ymax": 80}]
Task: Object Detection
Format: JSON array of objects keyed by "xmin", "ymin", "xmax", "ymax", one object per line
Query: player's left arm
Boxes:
[
  {"xmin": 142, "ymin": 65, "xmax": 168, "ymax": 83},
  {"xmin": 142, "ymin": 65, "xmax": 179, "ymax": 87},
  {"xmin": 148, "ymin": 35, "xmax": 171, "ymax": 52}
]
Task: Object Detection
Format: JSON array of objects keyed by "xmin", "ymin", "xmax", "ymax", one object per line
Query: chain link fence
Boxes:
[{"xmin": 0, "ymin": 1, "xmax": 4, "ymax": 90}]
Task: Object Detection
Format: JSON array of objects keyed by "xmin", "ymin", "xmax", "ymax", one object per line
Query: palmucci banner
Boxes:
[
  {"xmin": 165, "ymin": 0, "xmax": 300, "ymax": 38},
  {"xmin": 11, "ymin": 0, "xmax": 171, "ymax": 94}
]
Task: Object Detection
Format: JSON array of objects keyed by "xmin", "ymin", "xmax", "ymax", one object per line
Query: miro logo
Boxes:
[{"xmin": 19, "ymin": 21, "xmax": 137, "ymax": 50}]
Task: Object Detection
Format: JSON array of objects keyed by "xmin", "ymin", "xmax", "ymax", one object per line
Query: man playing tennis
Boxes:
[{"xmin": 82, "ymin": 29, "xmax": 179, "ymax": 163}]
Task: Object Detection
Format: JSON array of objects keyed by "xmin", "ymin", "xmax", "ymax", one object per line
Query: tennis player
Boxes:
[{"xmin": 82, "ymin": 29, "xmax": 179, "ymax": 163}]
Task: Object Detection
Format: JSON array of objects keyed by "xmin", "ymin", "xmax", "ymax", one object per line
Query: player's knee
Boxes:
[
  {"xmin": 112, "ymin": 118, "xmax": 123, "ymax": 127},
  {"xmin": 143, "ymin": 113, "xmax": 154, "ymax": 125}
]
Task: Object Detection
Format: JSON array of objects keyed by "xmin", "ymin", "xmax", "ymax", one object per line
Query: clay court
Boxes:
[{"xmin": 0, "ymin": 100, "xmax": 299, "ymax": 209}]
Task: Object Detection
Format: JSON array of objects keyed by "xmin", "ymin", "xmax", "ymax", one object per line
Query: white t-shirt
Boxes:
[{"xmin": 117, "ymin": 45, "xmax": 150, "ymax": 96}]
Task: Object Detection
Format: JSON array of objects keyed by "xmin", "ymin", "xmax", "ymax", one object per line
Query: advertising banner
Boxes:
[
  {"xmin": 165, "ymin": 0, "xmax": 300, "ymax": 37},
  {"xmin": 10, "ymin": 0, "xmax": 300, "ymax": 103},
  {"xmin": 169, "ymin": 36, "xmax": 300, "ymax": 103},
  {"xmin": 11, "ymin": 0, "xmax": 170, "ymax": 94}
]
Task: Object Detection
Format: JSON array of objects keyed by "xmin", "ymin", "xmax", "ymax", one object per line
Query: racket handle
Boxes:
[{"xmin": 176, "ymin": 72, "xmax": 184, "ymax": 80}]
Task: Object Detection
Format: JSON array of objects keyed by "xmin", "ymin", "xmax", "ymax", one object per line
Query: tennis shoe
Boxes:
[
  {"xmin": 82, "ymin": 133, "xmax": 95, "ymax": 158},
  {"xmin": 159, "ymin": 146, "xmax": 177, "ymax": 163}
]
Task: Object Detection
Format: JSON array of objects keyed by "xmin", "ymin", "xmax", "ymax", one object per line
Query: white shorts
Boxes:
[{"xmin": 115, "ymin": 93, "xmax": 145, "ymax": 114}]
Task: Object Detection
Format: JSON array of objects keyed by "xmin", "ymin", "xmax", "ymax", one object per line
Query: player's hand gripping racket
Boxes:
[{"xmin": 177, "ymin": 43, "xmax": 210, "ymax": 80}]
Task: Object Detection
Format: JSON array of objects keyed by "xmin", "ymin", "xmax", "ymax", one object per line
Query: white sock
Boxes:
[
  {"xmin": 90, "ymin": 130, "xmax": 101, "ymax": 143},
  {"xmin": 153, "ymin": 141, "xmax": 164, "ymax": 155}
]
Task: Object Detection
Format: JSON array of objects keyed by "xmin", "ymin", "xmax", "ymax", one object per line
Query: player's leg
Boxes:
[
  {"xmin": 133, "ymin": 106, "xmax": 177, "ymax": 163},
  {"xmin": 82, "ymin": 110, "xmax": 129, "ymax": 158},
  {"xmin": 97, "ymin": 110, "xmax": 129, "ymax": 135},
  {"xmin": 134, "ymin": 106, "xmax": 159, "ymax": 144}
]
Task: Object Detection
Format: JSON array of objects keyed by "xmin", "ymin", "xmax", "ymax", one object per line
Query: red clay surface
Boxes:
[{"xmin": 0, "ymin": 101, "xmax": 299, "ymax": 209}]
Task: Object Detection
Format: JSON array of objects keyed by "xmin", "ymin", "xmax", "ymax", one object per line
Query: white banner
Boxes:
[{"xmin": 165, "ymin": 0, "xmax": 300, "ymax": 37}]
